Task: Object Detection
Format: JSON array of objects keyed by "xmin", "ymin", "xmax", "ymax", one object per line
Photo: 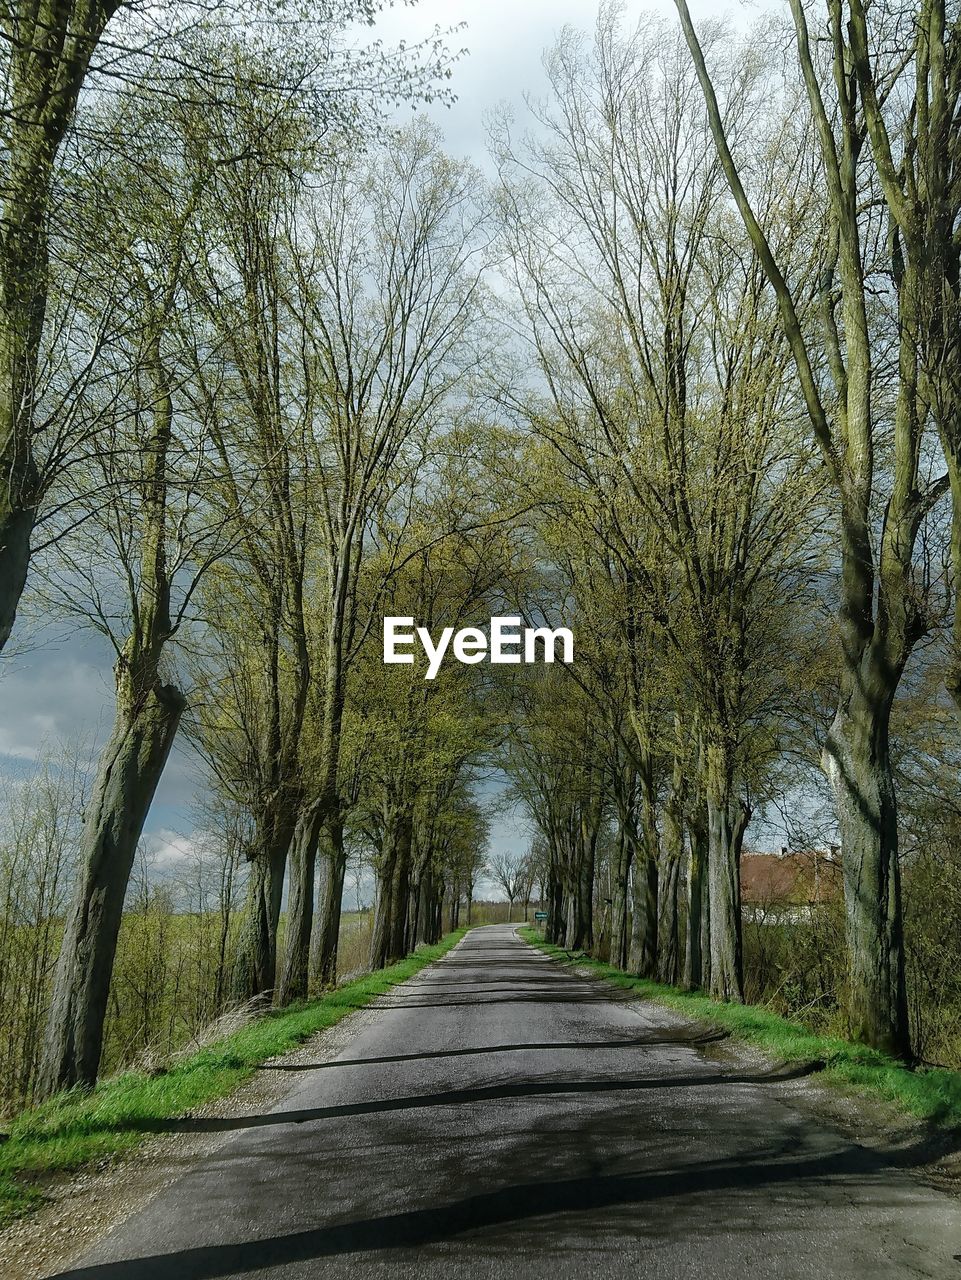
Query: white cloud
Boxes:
[
  {"xmin": 142, "ymin": 829, "xmax": 199, "ymax": 870},
  {"xmin": 0, "ymin": 641, "xmax": 113, "ymax": 765}
]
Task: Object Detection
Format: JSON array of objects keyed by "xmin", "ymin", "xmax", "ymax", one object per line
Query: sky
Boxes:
[
  {"xmin": 364, "ymin": 0, "xmax": 761, "ymax": 169},
  {"xmin": 0, "ymin": 0, "xmax": 783, "ymax": 900}
]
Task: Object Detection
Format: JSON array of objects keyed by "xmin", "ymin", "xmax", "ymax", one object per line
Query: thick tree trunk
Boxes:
[
  {"xmin": 37, "ymin": 682, "xmax": 184, "ymax": 1095},
  {"xmin": 658, "ymin": 768, "xmax": 684, "ymax": 985},
  {"xmin": 546, "ymin": 844, "xmax": 564, "ymax": 944},
  {"xmin": 386, "ymin": 814, "xmax": 414, "ymax": 963},
  {"xmin": 369, "ymin": 870, "xmax": 393, "ymax": 970},
  {"xmin": 451, "ymin": 879, "xmax": 462, "ymax": 929},
  {"xmin": 309, "ymin": 820, "xmax": 347, "ymax": 988},
  {"xmin": 609, "ymin": 823, "xmax": 632, "ymax": 970},
  {"xmin": 0, "ymin": 493, "xmax": 36, "ymax": 655},
  {"xmin": 370, "ymin": 809, "xmax": 411, "ymax": 970},
  {"xmin": 415, "ymin": 865, "xmax": 441, "ymax": 945},
  {"xmin": 822, "ymin": 688, "xmax": 909, "ymax": 1056},
  {"xmin": 566, "ymin": 798, "xmax": 599, "ymax": 952},
  {"xmin": 628, "ymin": 850, "xmax": 658, "ymax": 977},
  {"xmin": 565, "ymin": 845, "xmax": 593, "ymax": 951},
  {"xmin": 0, "ymin": 228, "xmax": 42, "ymax": 650},
  {"xmin": 628, "ymin": 762, "xmax": 659, "ymax": 977},
  {"xmin": 277, "ymin": 803, "xmax": 324, "ymax": 1004},
  {"xmin": 684, "ymin": 808, "xmax": 708, "ymax": 990},
  {"xmin": 705, "ymin": 740, "xmax": 749, "ymax": 1003},
  {"xmin": 232, "ymin": 819, "xmax": 293, "ymax": 1002},
  {"xmin": 0, "ymin": 4, "xmax": 117, "ymax": 652},
  {"xmin": 657, "ymin": 846, "xmax": 682, "ymax": 986}
]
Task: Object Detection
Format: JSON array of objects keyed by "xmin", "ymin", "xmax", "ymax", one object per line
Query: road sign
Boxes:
[{"xmin": 534, "ymin": 911, "xmax": 548, "ymax": 920}]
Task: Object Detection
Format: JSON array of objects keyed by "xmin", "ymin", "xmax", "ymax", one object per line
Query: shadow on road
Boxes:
[
  {"xmin": 49, "ymin": 1137, "xmax": 946, "ymax": 1280},
  {"xmin": 256, "ymin": 1031, "xmax": 732, "ymax": 1072},
  {"xmin": 83, "ymin": 1061, "xmax": 822, "ymax": 1137}
]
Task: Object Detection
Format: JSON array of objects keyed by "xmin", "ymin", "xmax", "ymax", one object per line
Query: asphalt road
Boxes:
[{"xmin": 55, "ymin": 924, "xmax": 961, "ymax": 1280}]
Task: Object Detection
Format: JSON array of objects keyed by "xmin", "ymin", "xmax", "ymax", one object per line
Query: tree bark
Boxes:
[
  {"xmin": 705, "ymin": 737, "xmax": 749, "ymax": 1003},
  {"xmin": 0, "ymin": 0, "xmax": 120, "ymax": 652},
  {"xmin": 231, "ymin": 814, "xmax": 294, "ymax": 1002},
  {"xmin": 609, "ymin": 822, "xmax": 632, "ymax": 970},
  {"xmin": 684, "ymin": 806, "xmax": 708, "ymax": 990},
  {"xmin": 37, "ymin": 681, "xmax": 184, "ymax": 1095},
  {"xmin": 309, "ymin": 820, "xmax": 347, "ymax": 988},
  {"xmin": 628, "ymin": 849, "xmax": 658, "ymax": 978},
  {"xmin": 627, "ymin": 758, "xmax": 658, "ymax": 977},
  {"xmin": 822, "ymin": 682, "xmax": 909, "ymax": 1055},
  {"xmin": 546, "ymin": 841, "xmax": 564, "ymax": 944},
  {"xmin": 387, "ymin": 813, "xmax": 414, "ymax": 964},
  {"xmin": 277, "ymin": 803, "xmax": 324, "ymax": 1004},
  {"xmin": 657, "ymin": 760, "xmax": 684, "ymax": 985}
]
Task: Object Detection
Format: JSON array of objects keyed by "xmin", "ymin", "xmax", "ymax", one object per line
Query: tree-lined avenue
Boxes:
[{"xmin": 55, "ymin": 926, "xmax": 961, "ymax": 1280}]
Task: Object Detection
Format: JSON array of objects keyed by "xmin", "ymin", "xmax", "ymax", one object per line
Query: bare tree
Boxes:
[
  {"xmin": 277, "ymin": 121, "xmax": 490, "ymax": 1002},
  {"xmin": 37, "ymin": 86, "xmax": 229, "ymax": 1096},
  {"xmin": 673, "ymin": 0, "xmax": 952, "ymax": 1054}
]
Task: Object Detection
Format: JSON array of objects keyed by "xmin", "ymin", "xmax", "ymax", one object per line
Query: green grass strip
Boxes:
[
  {"xmin": 519, "ymin": 926, "xmax": 961, "ymax": 1130},
  {"xmin": 0, "ymin": 929, "xmax": 467, "ymax": 1227}
]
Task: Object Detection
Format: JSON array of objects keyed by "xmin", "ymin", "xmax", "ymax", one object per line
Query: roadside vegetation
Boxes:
[
  {"xmin": 0, "ymin": 930, "xmax": 466, "ymax": 1226},
  {"xmin": 520, "ymin": 929, "xmax": 961, "ymax": 1129}
]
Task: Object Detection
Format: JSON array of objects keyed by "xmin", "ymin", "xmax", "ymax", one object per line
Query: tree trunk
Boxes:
[
  {"xmin": 38, "ymin": 315, "xmax": 180, "ymax": 1098},
  {"xmin": 658, "ymin": 764, "xmax": 684, "ymax": 985},
  {"xmin": 277, "ymin": 803, "xmax": 324, "ymax": 1004},
  {"xmin": 628, "ymin": 761, "xmax": 659, "ymax": 977},
  {"xmin": 546, "ymin": 843, "xmax": 564, "ymax": 944},
  {"xmin": 310, "ymin": 820, "xmax": 347, "ymax": 988},
  {"xmin": 370, "ymin": 869, "xmax": 393, "ymax": 970},
  {"xmin": 370, "ymin": 809, "xmax": 409, "ymax": 970},
  {"xmin": 609, "ymin": 812, "xmax": 633, "ymax": 970},
  {"xmin": 416, "ymin": 865, "xmax": 441, "ymax": 945},
  {"xmin": 657, "ymin": 846, "xmax": 682, "ymax": 986},
  {"xmin": 0, "ymin": 2, "xmax": 118, "ymax": 652},
  {"xmin": 628, "ymin": 850, "xmax": 658, "ymax": 977},
  {"xmin": 565, "ymin": 847, "xmax": 591, "ymax": 951},
  {"xmin": 452, "ymin": 882, "xmax": 462, "ymax": 929},
  {"xmin": 822, "ymin": 685, "xmax": 909, "ymax": 1056},
  {"xmin": 231, "ymin": 817, "xmax": 293, "ymax": 1002},
  {"xmin": 705, "ymin": 739, "xmax": 749, "ymax": 1003},
  {"xmin": 37, "ymin": 682, "xmax": 184, "ymax": 1095},
  {"xmin": 684, "ymin": 807, "xmax": 708, "ymax": 990},
  {"xmin": 386, "ymin": 813, "xmax": 414, "ymax": 963}
]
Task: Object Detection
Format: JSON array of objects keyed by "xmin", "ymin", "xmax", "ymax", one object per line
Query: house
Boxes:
[{"xmin": 740, "ymin": 848, "xmax": 842, "ymax": 924}]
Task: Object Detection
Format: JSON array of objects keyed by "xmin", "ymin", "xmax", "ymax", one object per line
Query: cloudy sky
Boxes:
[
  {"xmin": 0, "ymin": 0, "xmax": 777, "ymax": 897},
  {"xmin": 367, "ymin": 0, "xmax": 759, "ymax": 168}
]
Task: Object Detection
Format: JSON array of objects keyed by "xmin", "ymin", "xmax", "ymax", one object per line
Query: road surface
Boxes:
[{"xmin": 55, "ymin": 925, "xmax": 961, "ymax": 1279}]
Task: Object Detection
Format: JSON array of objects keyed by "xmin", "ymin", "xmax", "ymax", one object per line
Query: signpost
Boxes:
[{"xmin": 534, "ymin": 911, "xmax": 548, "ymax": 921}]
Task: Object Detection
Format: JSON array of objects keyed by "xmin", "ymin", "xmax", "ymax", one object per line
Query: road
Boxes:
[{"xmin": 55, "ymin": 924, "xmax": 961, "ymax": 1279}]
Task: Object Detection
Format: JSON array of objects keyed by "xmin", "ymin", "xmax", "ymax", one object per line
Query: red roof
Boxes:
[{"xmin": 740, "ymin": 850, "xmax": 841, "ymax": 906}]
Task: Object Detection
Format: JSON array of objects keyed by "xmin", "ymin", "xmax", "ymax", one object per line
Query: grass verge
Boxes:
[
  {"xmin": 519, "ymin": 926, "xmax": 961, "ymax": 1129},
  {"xmin": 0, "ymin": 929, "xmax": 467, "ymax": 1227}
]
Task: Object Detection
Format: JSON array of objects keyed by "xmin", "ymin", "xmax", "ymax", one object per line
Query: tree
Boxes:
[
  {"xmin": 495, "ymin": 7, "xmax": 819, "ymax": 1001},
  {"xmin": 488, "ymin": 849, "xmax": 529, "ymax": 922},
  {"xmin": 0, "ymin": 0, "xmax": 459, "ymax": 655},
  {"xmin": 0, "ymin": 0, "xmax": 123, "ymax": 650},
  {"xmin": 277, "ymin": 121, "xmax": 489, "ymax": 1003},
  {"xmin": 673, "ymin": 0, "xmax": 952, "ymax": 1055},
  {"xmin": 37, "ymin": 85, "xmax": 221, "ymax": 1095}
]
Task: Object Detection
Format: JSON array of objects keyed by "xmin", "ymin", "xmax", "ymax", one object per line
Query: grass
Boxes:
[
  {"xmin": 519, "ymin": 926, "xmax": 961, "ymax": 1130},
  {"xmin": 0, "ymin": 929, "xmax": 467, "ymax": 1227}
]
